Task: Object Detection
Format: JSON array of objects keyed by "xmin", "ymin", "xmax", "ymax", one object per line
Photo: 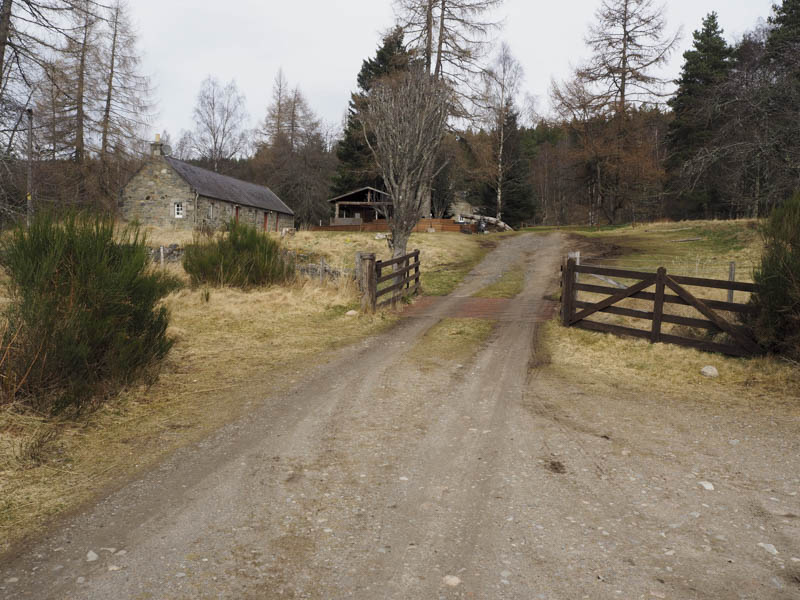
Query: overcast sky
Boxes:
[{"xmin": 132, "ymin": 0, "xmax": 775, "ymax": 140}]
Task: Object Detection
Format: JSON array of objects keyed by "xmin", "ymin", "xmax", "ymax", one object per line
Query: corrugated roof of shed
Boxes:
[{"xmin": 164, "ymin": 157, "xmax": 294, "ymax": 216}]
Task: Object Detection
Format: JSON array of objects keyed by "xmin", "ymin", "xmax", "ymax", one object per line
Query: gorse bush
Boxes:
[
  {"xmin": 0, "ymin": 214, "xmax": 180, "ymax": 413},
  {"xmin": 747, "ymin": 193, "xmax": 800, "ymax": 359},
  {"xmin": 182, "ymin": 220, "xmax": 294, "ymax": 288}
]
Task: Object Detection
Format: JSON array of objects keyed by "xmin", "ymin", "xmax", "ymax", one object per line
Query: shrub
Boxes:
[
  {"xmin": 0, "ymin": 214, "xmax": 180, "ymax": 413},
  {"xmin": 747, "ymin": 193, "xmax": 800, "ymax": 359},
  {"xmin": 182, "ymin": 220, "xmax": 294, "ymax": 288}
]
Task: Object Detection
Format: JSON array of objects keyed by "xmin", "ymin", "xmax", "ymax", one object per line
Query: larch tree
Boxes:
[
  {"xmin": 394, "ymin": 0, "xmax": 502, "ymax": 86},
  {"xmin": 553, "ymin": 0, "xmax": 679, "ymax": 223},
  {"xmin": 254, "ymin": 72, "xmax": 337, "ymax": 227},
  {"xmin": 359, "ymin": 66, "xmax": 450, "ymax": 258},
  {"xmin": 580, "ymin": 0, "xmax": 681, "ymax": 116},
  {"xmin": 98, "ymin": 1, "xmax": 151, "ymax": 161}
]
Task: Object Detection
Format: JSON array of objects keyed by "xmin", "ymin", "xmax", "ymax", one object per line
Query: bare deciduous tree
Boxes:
[
  {"xmin": 579, "ymin": 0, "xmax": 681, "ymax": 114},
  {"xmin": 189, "ymin": 76, "xmax": 249, "ymax": 172},
  {"xmin": 359, "ymin": 67, "xmax": 450, "ymax": 258}
]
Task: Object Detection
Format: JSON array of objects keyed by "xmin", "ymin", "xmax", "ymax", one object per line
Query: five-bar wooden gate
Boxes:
[{"xmin": 561, "ymin": 258, "xmax": 762, "ymax": 356}]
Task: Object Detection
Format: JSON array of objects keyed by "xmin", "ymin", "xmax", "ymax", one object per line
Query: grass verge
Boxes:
[{"xmin": 473, "ymin": 264, "xmax": 525, "ymax": 299}]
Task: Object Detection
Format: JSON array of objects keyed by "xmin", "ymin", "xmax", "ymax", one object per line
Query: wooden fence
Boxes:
[
  {"xmin": 560, "ymin": 258, "xmax": 762, "ymax": 357},
  {"xmin": 358, "ymin": 250, "xmax": 421, "ymax": 312},
  {"xmin": 312, "ymin": 219, "xmax": 476, "ymax": 233}
]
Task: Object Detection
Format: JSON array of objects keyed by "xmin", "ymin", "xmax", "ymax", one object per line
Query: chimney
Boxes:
[{"xmin": 150, "ymin": 133, "xmax": 164, "ymax": 158}]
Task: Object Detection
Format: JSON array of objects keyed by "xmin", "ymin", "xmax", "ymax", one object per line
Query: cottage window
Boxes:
[
  {"xmin": 174, "ymin": 202, "xmax": 184, "ymax": 219},
  {"xmin": 208, "ymin": 203, "xmax": 214, "ymax": 219}
]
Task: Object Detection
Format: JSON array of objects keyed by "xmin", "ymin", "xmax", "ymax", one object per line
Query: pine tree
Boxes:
[
  {"xmin": 767, "ymin": 0, "xmax": 800, "ymax": 59},
  {"xmin": 330, "ymin": 28, "xmax": 412, "ymax": 196},
  {"xmin": 666, "ymin": 12, "xmax": 733, "ymax": 218}
]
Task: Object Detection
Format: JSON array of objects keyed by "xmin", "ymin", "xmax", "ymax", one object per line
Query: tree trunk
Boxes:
[
  {"xmin": 75, "ymin": 13, "xmax": 91, "ymax": 163},
  {"xmin": 101, "ymin": 4, "xmax": 120, "ymax": 160},
  {"xmin": 433, "ymin": 0, "xmax": 446, "ymax": 79},
  {"xmin": 0, "ymin": 0, "xmax": 12, "ymax": 99},
  {"xmin": 424, "ymin": 0, "xmax": 434, "ymax": 73}
]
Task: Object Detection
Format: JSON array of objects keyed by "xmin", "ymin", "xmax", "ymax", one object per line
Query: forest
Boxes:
[{"xmin": 0, "ymin": 0, "xmax": 799, "ymax": 229}]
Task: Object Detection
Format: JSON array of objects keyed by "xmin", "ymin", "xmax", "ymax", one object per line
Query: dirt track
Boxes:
[{"xmin": 1, "ymin": 232, "xmax": 799, "ymax": 599}]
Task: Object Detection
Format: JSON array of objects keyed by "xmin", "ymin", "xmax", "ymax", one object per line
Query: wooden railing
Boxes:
[
  {"xmin": 357, "ymin": 250, "xmax": 421, "ymax": 312},
  {"xmin": 561, "ymin": 258, "xmax": 762, "ymax": 357}
]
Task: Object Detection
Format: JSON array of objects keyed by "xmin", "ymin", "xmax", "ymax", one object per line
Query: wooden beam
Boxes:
[
  {"xmin": 663, "ymin": 275, "xmax": 761, "ymax": 355},
  {"xmin": 570, "ymin": 275, "xmax": 657, "ymax": 324}
]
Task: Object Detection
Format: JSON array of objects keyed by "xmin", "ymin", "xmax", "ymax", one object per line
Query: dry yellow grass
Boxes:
[{"xmin": 542, "ymin": 320, "xmax": 800, "ymax": 410}]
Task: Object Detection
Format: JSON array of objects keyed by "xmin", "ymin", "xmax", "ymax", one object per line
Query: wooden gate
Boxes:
[
  {"xmin": 560, "ymin": 258, "xmax": 762, "ymax": 357},
  {"xmin": 358, "ymin": 250, "xmax": 421, "ymax": 312}
]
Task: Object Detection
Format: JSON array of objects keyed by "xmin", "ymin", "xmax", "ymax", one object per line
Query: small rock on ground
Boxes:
[
  {"xmin": 701, "ymin": 366, "xmax": 719, "ymax": 378},
  {"xmin": 86, "ymin": 551, "xmax": 98, "ymax": 562},
  {"xmin": 443, "ymin": 575, "xmax": 461, "ymax": 587},
  {"xmin": 758, "ymin": 543, "xmax": 778, "ymax": 555}
]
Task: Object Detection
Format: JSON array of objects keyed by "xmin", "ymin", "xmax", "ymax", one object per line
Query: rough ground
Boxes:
[{"xmin": 1, "ymin": 232, "xmax": 799, "ymax": 599}]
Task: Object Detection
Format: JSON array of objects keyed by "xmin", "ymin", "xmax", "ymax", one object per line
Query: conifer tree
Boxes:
[
  {"xmin": 330, "ymin": 28, "xmax": 412, "ymax": 196},
  {"xmin": 666, "ymin": 12, "xmax": 733, "ymax": 217}
]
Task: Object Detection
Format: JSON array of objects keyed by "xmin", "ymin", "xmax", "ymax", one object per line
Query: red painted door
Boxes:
[
  {"xmin": 275, "ymin": 212, "xmax": 279, "ymax": 232},
  {"xmin": 263, "ymin": 212, "xmax": 268, "ymax": 231},
  {"xmin": 235, "ymin": 206, "xmax": 239, "ymax": 223}
]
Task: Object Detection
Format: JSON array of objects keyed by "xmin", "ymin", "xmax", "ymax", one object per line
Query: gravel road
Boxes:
[{"xmin": 1, "ymin": 232, "xmax": 799, "ymax": 599}]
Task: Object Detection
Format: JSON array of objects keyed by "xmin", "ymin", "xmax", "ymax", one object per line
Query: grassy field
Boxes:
[
  {"xmin": 0, "ymin": 227, "xmax": 498, "ymax": 553},
  {"xmin": 539, "ymin": 219, "xmax": 800, "ymax": 407}
]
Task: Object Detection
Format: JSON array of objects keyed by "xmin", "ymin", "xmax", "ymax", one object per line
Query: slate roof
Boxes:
[{"xmin": 165, "ymin": 157, "xmax": 294, "ymax": 216}]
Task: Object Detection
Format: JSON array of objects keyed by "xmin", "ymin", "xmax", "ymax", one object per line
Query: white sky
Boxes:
[{"xmin": 132, "ymin": 0, "xmax": 775, "ymax": 140}]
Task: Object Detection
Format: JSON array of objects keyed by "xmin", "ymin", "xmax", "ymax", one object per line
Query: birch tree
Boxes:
[
  {"xmin": 189, "ymin": 77, "xmax": 249, "ymax": 172},
  {"xmin": 359, "ymin": 66, "xmax": 450, "ymax": 258},
  {"xmin": 478, "ymin": 42, "xmax": 522, "ymax": 221}
]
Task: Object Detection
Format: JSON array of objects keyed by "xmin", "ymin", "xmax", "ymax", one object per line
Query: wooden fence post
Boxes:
[
  {"xmin": 728, "ymin": 261, "xmax": 736, "ymax": 303},
  {"xmin": 561, "ymin": 257, "xmax": 576, "ymax": 326},
  {"xmin": 651, "ymin": 267, "xmax": 666, "ymax": 343},
  {"xmin": 354, "ymin": 252, "xmax": 364, "ymax": 291},
  {"xmin": 360, "ymin": 253, "xmax": 377, "ymax": 313},
  {"xmin": 413, "ymin": 250, "xmax": 421, "ymax": 292}
]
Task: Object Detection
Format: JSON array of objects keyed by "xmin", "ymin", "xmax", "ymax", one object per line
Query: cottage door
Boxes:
[
  {"xmin": 263, "ymin": 212, "xmax": 268, "ymax": 231},
  {"xmin": 235, "ymin": 206, "xmax": 239, "ymax": 223}
]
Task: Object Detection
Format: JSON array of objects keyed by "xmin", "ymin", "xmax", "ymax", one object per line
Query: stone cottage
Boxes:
[{"xmin": 120, "ymin": 136, "xmax": 294, "ymax": 231}]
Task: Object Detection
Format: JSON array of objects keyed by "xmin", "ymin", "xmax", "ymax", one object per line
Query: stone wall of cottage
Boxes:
[
  {"xmin": 195, "ymin": 197, "xmax": 295, "ymax": 232},
  {"xmin": 121, "ymin": 155, "xmax": 295, "ymax": 232},
  {"xmin": 120, "ymin": 155, "xmax": 196, "ymax": 230}
]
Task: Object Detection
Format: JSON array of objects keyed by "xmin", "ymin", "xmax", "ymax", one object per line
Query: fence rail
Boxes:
[
  {"xmin": 357, "ymin": 250, "xmax": 421, "ymax": 312},
  {"xmin": 312, "ymin": 219, "xmax": 476, "ymax": 233},
  {"xmin": 561, "ymin": 258, "xmax": 762, "ymax": 357}
]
